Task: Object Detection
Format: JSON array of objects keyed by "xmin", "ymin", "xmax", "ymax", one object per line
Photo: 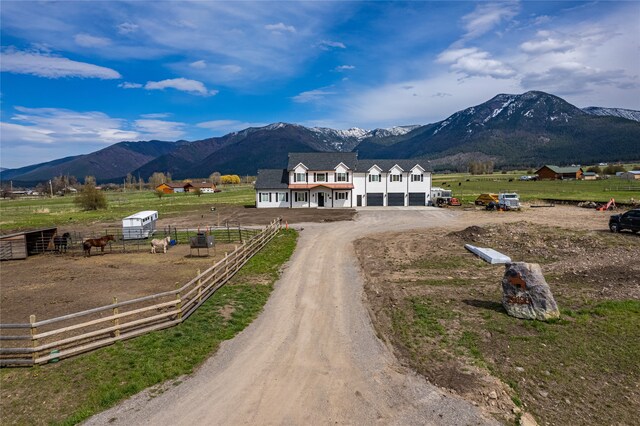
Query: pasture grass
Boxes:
[
  {"xmin": 0, "ymin": 229, "xmax": 297, "ymax": 426},
  {"xmin": 0, "ymin": 185, "xmax": 255, "ymax": 232},
  {"xmin": 432, "ymin": 172, "xmax": 640, "ymax": 204}
]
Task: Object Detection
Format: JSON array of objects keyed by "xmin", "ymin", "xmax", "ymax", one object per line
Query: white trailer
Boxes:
[{"xmin": 122, "ymin": 211, "xmax": 158, "ymax": 240}]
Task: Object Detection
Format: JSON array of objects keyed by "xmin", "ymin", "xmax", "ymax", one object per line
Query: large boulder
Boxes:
[{"xmin": 502, "ymin": 262, "xmax": 560, "ymax": 321}]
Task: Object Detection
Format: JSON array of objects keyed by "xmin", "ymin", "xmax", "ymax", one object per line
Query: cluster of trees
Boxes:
[
  {"xmin": 220, "ymin": 175, "xmax": 242, "ymax": 184},
  {"xmin": 467, "ymin": 160, "xmax": 495, "ymax": 175},
  {"xmin": 585, "ymin": 164, "xmax": 638, "ymax": 175}
]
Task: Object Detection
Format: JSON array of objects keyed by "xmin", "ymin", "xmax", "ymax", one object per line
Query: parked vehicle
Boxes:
[
  {"xmin": 475, "ymin": 193, "xmax": 498, "ymax": 206},
  {"xmin": 498, "ymin": 192, "xmax": 521, "ymax": 210},
  {"xmin": 609, "ymin": 209, "xmax": 640, "ymax": 233}
]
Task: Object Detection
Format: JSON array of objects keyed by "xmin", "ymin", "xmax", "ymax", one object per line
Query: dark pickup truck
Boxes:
[{"xmin": 609, "ymin": 209, "xmax": 640, "ymax": 233}]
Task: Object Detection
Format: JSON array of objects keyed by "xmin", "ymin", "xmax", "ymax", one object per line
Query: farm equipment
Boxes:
[
  {"xmin": 597, "ymin": 198, "xmax": 616, "ymax": 211},
  {"xmin": 475, "ymin": 193, "xmax": 499, "ymax": 206},
  {"xmin": 449, "ymin": 197, "xmax": 461, "ymax": 206}
]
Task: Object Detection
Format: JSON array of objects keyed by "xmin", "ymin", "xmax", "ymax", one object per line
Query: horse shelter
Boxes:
[{"xmin": 0, "ymin": 227, "xmax": 58, "ymax": 261}]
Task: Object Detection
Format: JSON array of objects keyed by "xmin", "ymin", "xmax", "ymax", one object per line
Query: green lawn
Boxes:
[
  {"xmin": 0, "ymin": 185, "xmax": 255, "ymax": 232},
  {"xmin": 432, "ymin": 173, "xmax": 640, "ymax": 204},
  {"xmin": 0, "ymin": 229, "xmax": 297, "ymax": 426}
]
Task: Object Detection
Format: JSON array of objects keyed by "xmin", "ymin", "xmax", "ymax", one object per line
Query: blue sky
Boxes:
[{"xmin": 1, "ymin": 1, "xmax": 639, "ymax": 169}]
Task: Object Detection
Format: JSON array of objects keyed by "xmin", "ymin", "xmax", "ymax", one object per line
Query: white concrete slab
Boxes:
[{"xmin": 464, "ymin": 244, "xmax": 511, "ymax": 264}]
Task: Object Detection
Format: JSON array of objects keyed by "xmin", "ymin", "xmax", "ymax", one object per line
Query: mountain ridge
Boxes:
[{"xmin": 2, "ymin": 91, "xmax": 639, "ymax": 183}]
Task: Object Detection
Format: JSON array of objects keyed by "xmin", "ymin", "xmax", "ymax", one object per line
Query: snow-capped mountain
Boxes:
[
  {"xmin": 582, "ymin": 107, "xmax": 640, "ymax": 122},
  {"xmin": 4, "ymin": 91, "xmax": 639, "ymax": 182}
]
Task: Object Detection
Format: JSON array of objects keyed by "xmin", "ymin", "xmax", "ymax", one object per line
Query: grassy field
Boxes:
[
  {"xmin": 0, "ymin": 185, "xmax": 255, "ymax": 232},
  {"xmin": 432, "ymin": 172, "xmax": 640, "ymax": 204},
  {"xmin": 0, "ymin": 229, "xmax": 297, "ymax": 426}
]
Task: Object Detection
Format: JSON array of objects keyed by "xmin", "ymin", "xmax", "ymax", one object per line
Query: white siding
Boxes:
[
  {"xmin": 353, "ymin": 173, "xmax": 366, "ymax": 206},
  {"xmin": 256, "ymin": 190, "xmax": 290, "ymax": 208}
]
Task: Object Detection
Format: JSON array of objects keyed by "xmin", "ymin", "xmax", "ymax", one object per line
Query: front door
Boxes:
[
  {"xmin": 357, "ymin": 195, "xmax": 362, "ymax": 206},
  {"xmin": 318, "ymin": 192, "xmax": 325, "ymax": 207}
]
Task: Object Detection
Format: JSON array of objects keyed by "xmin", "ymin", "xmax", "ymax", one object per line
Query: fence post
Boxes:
[
  {"xmin": 197, "ymin": 269, "xmax": 203, "ymax": 303},
  {"xmin": 176, "ymin": 284, "xmax": 183, "ymax": 320},
  {"xmin": 238, "ymin": 223, "xmax": 242, "ymax": 243},
  {"xmin": 30, "ymin": 314, "xmax": 37, "ymax": 363},
  {"xmin": 226, "ymin": 222, "xmax": 231, "ymax": 243},
  {"xmin": 225, "ymin": 252, "xmax": 229, "ymax": 279},
  {"xmin": 113, "ymin": 297, "xmax": 120, "ymax": 338}
]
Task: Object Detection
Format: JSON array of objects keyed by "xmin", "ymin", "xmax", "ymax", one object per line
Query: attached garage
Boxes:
[
  {"xmin": 408, "ymin": 193, "xmax": 426, "ymax": 206},
  {"xmin": 388, "ymin": 193, "xmax": 405, "ymax": 206},
  {"xmin": 366, "ymin": 193, "xmax": 384, "ymax": 206}
]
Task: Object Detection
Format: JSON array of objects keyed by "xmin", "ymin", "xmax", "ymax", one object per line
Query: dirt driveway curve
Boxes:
[{"xmin": 86, "ymin": 208, "xmax": 498, "ymax": 425}]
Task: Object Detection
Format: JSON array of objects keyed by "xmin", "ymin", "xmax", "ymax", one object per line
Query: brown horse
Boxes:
[{"xmin": 83, "ymin": 235, "xmax": 115, "ymax": 257}]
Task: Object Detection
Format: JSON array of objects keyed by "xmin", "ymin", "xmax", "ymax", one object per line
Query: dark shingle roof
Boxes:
[
  {"xmin": 287, "ymin": 152, "xmax": 358, "ymax": 171},
  {"xmin": 355, "ymin": 159, "xmax": 428, "ymax": 172},
  {"xmin": 286, "ymin": 152, "xmax": 431, "ymax": 172},
  {"xmin": 255, "ymin": 169, "xmax": 289, "ymax": 189}
]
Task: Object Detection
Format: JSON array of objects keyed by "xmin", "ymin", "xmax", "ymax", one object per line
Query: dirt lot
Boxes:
[
  {"xmin": 0, "ymin": 242, "xmax": 239, "ymax": 324},
  {"xmin": 355, "ymin": 205, "xmax": 639, "ymax": 425},
  {"xmin": 1, "ymin": 205, "xmax": 355, "ymax": 324}
]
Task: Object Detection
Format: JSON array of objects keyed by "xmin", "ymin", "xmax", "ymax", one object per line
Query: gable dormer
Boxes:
[{"xmin": 292, "ymin": 163, "xmax": 309, "ymax": 183}]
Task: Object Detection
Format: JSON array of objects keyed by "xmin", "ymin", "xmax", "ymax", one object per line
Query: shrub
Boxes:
[{"xmin": 74, "ymin": 177, "xmax": 108, "ymax": 210}]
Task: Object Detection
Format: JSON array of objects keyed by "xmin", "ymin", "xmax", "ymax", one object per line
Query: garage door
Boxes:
[
  {"xmin": 388, "ymin": 193, "xmax": 405, "ymax": 206},
  {"xmin": 408, "ymin": 193, "xmax": 426, "ymax": 206},
  {"xmin": 366, "ymin": 193, "xmax": 383, "ymax": 206}
]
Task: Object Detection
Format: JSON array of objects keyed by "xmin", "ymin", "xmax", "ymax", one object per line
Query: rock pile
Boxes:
[{"xmin": 502, "ymin": 262, "xmax": 560, "ymax": 321}]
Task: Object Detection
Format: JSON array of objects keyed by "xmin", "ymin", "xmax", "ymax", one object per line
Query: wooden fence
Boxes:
[{"xmin": 0, "ymin": 219, "xmax": 281, "ymax": 366}]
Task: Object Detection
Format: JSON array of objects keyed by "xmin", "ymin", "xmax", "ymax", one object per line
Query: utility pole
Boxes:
[{"xmin": 49, "ymin": 179, "xmax": 53, "ymax": 197}]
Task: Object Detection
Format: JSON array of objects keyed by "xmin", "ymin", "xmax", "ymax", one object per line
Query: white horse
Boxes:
[{"xmin": 150, "ymin": 236, "xmax": 171, "ymax": 254}]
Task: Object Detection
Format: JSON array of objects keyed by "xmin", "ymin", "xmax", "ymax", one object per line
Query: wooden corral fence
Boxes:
[
  {"xmin": 0, "ymin": 219, "xmax": 281, "ymax": 366},
  {"xmin": 44, "ymin": 223, "xmax": 261, "ymax": 255}
]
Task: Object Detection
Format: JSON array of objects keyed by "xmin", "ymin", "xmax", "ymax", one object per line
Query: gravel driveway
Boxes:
[{"xmin": 85, "ymin": 208, "xmax": 498, "ymax": 425}]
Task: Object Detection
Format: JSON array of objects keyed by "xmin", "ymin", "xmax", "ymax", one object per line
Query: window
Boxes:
[
  {"xmin": 391, "ymin": 174, "xmax": 402, "ymax": 182},
  {"xmin": 335, "ymin": 192, "xmax": 347, "ymax": 200},
  {"xmin": 315, "ymin": 173, "xmax": 327, "ymax": 182},
  {"xmin": 276, "ymin": 192, "xmax": 288, "ymax": 202},
  {"xmin": 295, "ymin": 172, "xmax": 306, "ymax": 182},
  {"xmin": 294, "ymin": 192, "xmax": 308, "ymax": 202},
  {"xmin": 369, "ymin": 174, "xmax": 381, "ymax": 182},
  {"xmin": 259, "ymin": 193, "xmax": 270, "ymax": 202},
  {"xmin": 411, "ymin": 174, "xmax": 423, "ymax": 182},
  {"xmin": 336, "ymin": 172, "xmax": 348, "ymax": 182}
]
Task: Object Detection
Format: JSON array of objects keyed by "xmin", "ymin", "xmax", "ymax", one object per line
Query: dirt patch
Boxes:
[
  {"xmin": 356, "ymin": 213, "xmax": 639, "ymax": 425},
  {"xmin": 0, "ymin": 243, "xmax": 237, "ymax": 324}
]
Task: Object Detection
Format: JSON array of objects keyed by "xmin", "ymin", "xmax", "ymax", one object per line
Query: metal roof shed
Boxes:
[{"xmin": 122, "ymin": 211, "xmax": 158, "ymax": 240}]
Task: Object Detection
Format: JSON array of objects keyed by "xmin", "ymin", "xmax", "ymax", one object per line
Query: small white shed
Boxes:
[{"xmin": 122, "ymin": 211, "xmax": 158, "ymax": 240}]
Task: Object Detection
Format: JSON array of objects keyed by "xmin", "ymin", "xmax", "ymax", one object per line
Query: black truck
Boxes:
[{"xmin": 609, "ymin": 209, "xmax": 640, "ymax": 233}]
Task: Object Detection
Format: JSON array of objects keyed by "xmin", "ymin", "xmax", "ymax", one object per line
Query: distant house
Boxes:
[
  {"xmin": 619, "ymin": 171, "xmax": 640, "ymax": 180},
  {"xmin": 156, "ymin": 182, "xmax": 186, "ymax": 194},
  {"xmin": 535, "ymin": 165, "xmax": 583, "ymax": 180},
  {"xmin": 582, "ymin": 171, "xmax": 598, "ymax": 180},
  {"xmin": 184, "ymin": 182, "xmax": 219, "ymax": 193}
]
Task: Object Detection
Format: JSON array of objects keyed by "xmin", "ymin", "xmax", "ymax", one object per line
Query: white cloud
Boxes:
[
  {"xmin": 144, "ymin": 78, "xmax": 218, "ymax": 96},
  {"xmin": 140, "ymin": 113, "xmax": 171, "ymax": 119},
  {"xmin": 189, "ymin": 60, "xmax": 207, "ymax": 69},
  {"xmin": 74, "ymin": 33, "xmax": 111, "ymax": 47},
  {"xmin": 319, "ymin": 40, "xmax": 346, "ymax": 50},
  {"xmin": 461, "ymin": 2, "xmax": 520, "ymax": 40},
  {"xmin": 265, "ymin": 22, "xmax": 296, "ymax": 33},
  {"xmin": 117, "ymin": 22, "xmax": 139, "ymax": 34},
  {"xmin": 437, "ymin": 47, "xmax": 515, "ymax": 79},
  {"xmin": 335, "ymin": 65, "xmax": 355, "ymax": 72},
  {"xmin": 221, "ymin": 64, "xmax": 242, "ymax": 74},
  {"xmin": 520, "ymin": 32, "xmax": 576, "ymax": 54},
  {"xmin": 7, "ymin": 107, "xmax": 137, "ymax": 144},
  {"xmin": 118, "ymin": 81, "xmax": 143, "ymax": 89},
  {"xmin": 0, "ymin": 106, "xmax": 185, "ymax": 150},
  {"xmin": 133, "ymin": 119, "xmax": 185, "ymax": 140},
  {"xmin": 292, "ymin": 87, "xmax": 336, "ymax": 103},
  {"xmin": 0, "ymin": 48, "xmax": 121, "ymax": 79}
]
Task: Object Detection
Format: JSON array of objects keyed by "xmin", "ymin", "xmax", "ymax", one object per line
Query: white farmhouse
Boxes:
[{"xmin": 255, "ymin": 152, "xmax": 432, "ymax": 208}]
